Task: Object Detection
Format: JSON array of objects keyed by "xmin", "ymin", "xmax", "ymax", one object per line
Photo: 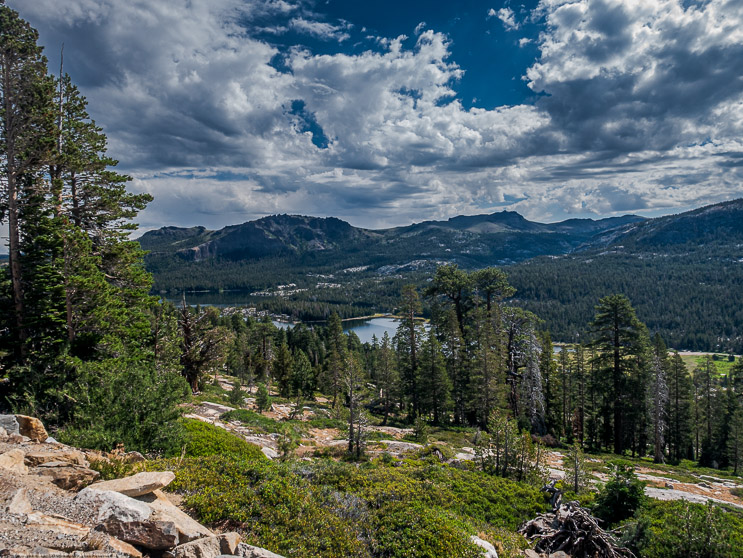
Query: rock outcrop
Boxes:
[{"xmin": 0, "ymin": 414, "xmax": 285, "ymax": 558}]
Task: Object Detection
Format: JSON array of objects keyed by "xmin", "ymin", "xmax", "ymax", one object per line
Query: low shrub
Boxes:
[
  {"xmin": 621, "ymin": 500, "xmax": 743, "ymax": 558},
  {"xmin": 593, "ymin": 463, "xmax": 646, "ymax": 525},
  {"xmin": 148, "ymin": 453, "xmax": 547, "ymax": 558},
  {"xmin": 175, "ymin": 419, "xmax": 266, "ymax": 460}
]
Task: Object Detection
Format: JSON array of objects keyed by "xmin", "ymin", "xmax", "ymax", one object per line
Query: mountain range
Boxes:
[
  {"xmin": 139, "ymin": 198, "xmax": 743, "ymax": 352},
  {"xmin": 140, "ymin": 208, "xmax": 648, "ymax": 269}
]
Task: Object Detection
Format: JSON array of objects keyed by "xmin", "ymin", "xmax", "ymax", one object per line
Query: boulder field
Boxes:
[{"xmin": 0, "ymin": 414, "xmax": 282, "ymax": 558}]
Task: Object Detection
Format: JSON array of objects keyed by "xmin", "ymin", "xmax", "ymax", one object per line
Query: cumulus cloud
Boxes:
[
  {"xmin": 495, "ymin": 7, "xmax": 520, "ymax": 30},
  {"xmin": 289, "ymin": 17, "xmax": 351, "ymax": 41},
  {"xmin": 10, "ymin": 0, "xmax": 743, "ymax": 230}
]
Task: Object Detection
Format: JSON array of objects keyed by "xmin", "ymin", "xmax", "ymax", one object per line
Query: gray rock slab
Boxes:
[
  {"xmin": 90, "ymin": 471, "xmax": 176, "ymax": 497},
  {"xmin": 0, "ymin": 414, "xmax": 20, "ymax": 435},
  {"xmin": 75, "ymin": 488, "xmax": 153, "ymax": 523}
]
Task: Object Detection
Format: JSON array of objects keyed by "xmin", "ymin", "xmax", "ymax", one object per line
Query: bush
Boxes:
[
  {"xmin": 221, "ymin": 408, "xmax": 285, "ymax": 434},
  {"xmin": 593, "ymin": 463, "xmax": 646, "ymax": 525},
  {"xmin": 373, "ymin": 502, "xmax": 482, "ymax": 558},
  {"xmin": 59, "ymin": 358, "xmax": 189, "ymax": 454},
  {"xmin": 622, "ymin": 500, "xmax": 743, "ymax": 558},
  {"xmin": 148, "ymin": 452, "xmax": 547, "ymax": 558},
  {"xmin": 176, "ymin": 419, "xmax": 266, "ymax": 460}
]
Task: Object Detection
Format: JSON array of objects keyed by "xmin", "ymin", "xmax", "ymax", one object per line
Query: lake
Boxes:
[{"xmin": 275, "ymin": 316, "xmax": 402, "ymax": 344}]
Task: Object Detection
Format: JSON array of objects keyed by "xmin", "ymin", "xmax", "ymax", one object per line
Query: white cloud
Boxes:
[
  {"xmin": 9, "ymin": 0, "xmax": 743, "ymax": 229},
  {"xmin": 496, "ymin": 7, "xmax": 520, "ymax": 30},
  {"xmin": 289, "ymin": 17, "xmax": 351, "ymax": 42}
]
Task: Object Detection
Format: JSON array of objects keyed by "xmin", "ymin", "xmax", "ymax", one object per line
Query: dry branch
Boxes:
[{"xmin": 519, "ymin": 500, "xmax": 635, "ymax": 558}]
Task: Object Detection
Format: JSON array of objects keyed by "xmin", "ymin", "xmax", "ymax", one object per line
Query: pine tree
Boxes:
[
  {"xmin": 667, "ymin": 352, "xmax": 693, "ymax": 463},
  {"xmin": 441, "ymin": 308, "xmax": 467, "ymax": 425},
  {"xmin": 324, "ymin": 312, "xmax": 345, "ymax": 407},
  {"xmin": 396, "ymin": 285, "xmax": 422, "ymax": 420},
  {"xmin": 572, "ymin": 344, "xmax": 587, "ymax": 446},
  {"xmin": 376, "ymin": 331, "xmax": 398, "ymax": 426},
  {"xmin": 590, "ymin": 294, "xmax": 646, "ymax": 455},
  {"xmin": 471, "ymin": 306, "xmax": 504, "ymax": 427},
  {"xmin": 648, "ymin": 335, "xmax": 669, "ymax": 463},
  {"xmin": 0, "ymin": 4, "xmax": 55, "ymax": 350},
  {"xmin": 419, "ymin": 327, "xmax": 451, "ymax": 425},
  {"xmin": 273, "ymin": 341, "xmax": 293, "ymax": 397},
  {"xmin": 291, "ymin": 350, "xmax": 314, "ymax": 399},
  {"xmin": 540, "ymin": 331, "xmax": 562, "ymax": 438},
  {"xmin": 696, "ymin": 355, "xmax": 716, "ymax": 465}
]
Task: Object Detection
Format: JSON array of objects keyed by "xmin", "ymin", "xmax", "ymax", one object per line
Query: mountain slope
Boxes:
[
  {"xmin": 506, "ymin": 198, "xmax": 743, "ymax": 352},
  {"xmin": 140, "ymin": 210, "xmax": 645, "ymax": 274}
]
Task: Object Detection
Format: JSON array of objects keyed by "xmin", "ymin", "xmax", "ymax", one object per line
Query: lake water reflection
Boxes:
[{"xmin": 274, "ymin": 317, "xmax": 402, "ymax": 344}]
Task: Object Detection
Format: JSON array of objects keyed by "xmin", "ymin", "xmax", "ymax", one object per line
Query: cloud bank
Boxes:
[{"xmin": 12, "ymin": 0, "xmax": 743, "ymax": 231}]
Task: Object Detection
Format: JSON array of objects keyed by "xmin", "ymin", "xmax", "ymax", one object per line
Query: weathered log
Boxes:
[{"xmin": 519, "ymin": 501, "xmax": 635, "ymax": 558}]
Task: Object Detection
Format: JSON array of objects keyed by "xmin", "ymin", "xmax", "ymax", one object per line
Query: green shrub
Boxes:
[
  {"xmin": 373, "ymin": 502, "xmax": 481, "ymax": 558},
  {"xmin": 147, "ymin": 452, "xmax": 546, "ymax": 558},
  {"xmin": 176, "ymin": 419, "xmax": 266, "ymax": 460},
  {"xmin": 58, "ymin": 358, "xmax": 189, "ymax": 454},
  {"xmin": 221, "ymin": 408, "xmax": 285, "ymax": 433},
  {"xmin": 593, "ymin": 463, "xmax": 646, "ymax": 525},
  {"xmin": 622, "ymin": 500, "xmax": 743, "ymax": 558}
]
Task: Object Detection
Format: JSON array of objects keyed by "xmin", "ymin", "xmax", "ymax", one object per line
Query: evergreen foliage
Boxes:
[{"xmin": 0, "ymin": 4, "xmax": 185, "ymax": 451}]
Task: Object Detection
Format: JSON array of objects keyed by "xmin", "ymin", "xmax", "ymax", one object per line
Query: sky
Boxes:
[{"xmin": 9, "ymin": 0, "xmax": 743, "ymax": 232}]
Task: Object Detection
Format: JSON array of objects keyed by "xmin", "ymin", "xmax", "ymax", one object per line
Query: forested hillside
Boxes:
[{"xmin": 141, "ymin": 199, "xmax": 743, "ymax": 352}]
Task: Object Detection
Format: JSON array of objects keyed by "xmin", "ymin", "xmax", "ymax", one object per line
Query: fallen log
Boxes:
[{"xmin": 519, "ymin": 501, "xmax": 635, "ymax": 558}]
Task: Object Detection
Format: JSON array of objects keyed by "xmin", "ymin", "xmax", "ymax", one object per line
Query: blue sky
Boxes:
[{"xmin": 10, "ymin": 0, "xmax": 743, "ymax": 232}]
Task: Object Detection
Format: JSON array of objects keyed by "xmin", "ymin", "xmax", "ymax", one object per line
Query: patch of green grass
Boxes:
[
  {"xmin": 365, "ymin": 430, "xmax": 397, "ymax": 441},
  {"xmin": 173, "ymin": 419, "xmax": 266, "ymax": 460},
  {"xmin": 221, "ymin": 408, "xmax": 287, "ymax": 434},
  {"xmin": 191, "ymin": 383, "xmax": 231, "ymax": 406},
  {"xmin": 427, "ymin": 426, "xmax": 478, "ymax": 448}
]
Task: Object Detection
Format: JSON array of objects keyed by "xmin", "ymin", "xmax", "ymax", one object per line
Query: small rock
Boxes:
[
  {"xmin": 0, "ymin": 426, "xmax": 8, "ymax": 442},
  {"xmin": 220, "ymin": 533, "xmax": 241, "ymax": 555},
  {"xmin": 15, "ymin": 414, "xmax": 49, "ymax": 442},
  {"xmin": 0, "ymin": 414, "xmax": 20, "ymax": 435},
  {"xmin": 172, "ymin": 533, "xmax": 241, "ymax": 558},
  {"xmin": 136, "ymin": 489, "xmax": 214, "ymax": 543},
  {"xmin": 665, "ymin": 482, "xmax": 674, "ymax": 489},
  {"xmin": 548, "ymin": 552, "xmax": 570, "ymax": 558},
  {"xmin": 261, "ymin": 447, "xmax": 279, "ymax": 460},
  {"xmin": 123, "ymin": 451, "xmax": 146, "ymax": 463},
  {"xmin": 45, "ymin": 436, "xmax": 59, "ymax": 444},
  {"xmin": 75, "ymin": 488, "xmax": 153, "ymax": 523},
  {"xmin": 85, "ymin": 531, "xmax": 143, "ymax": 558},
  {"xmin": 38, "ymin": 466, "xmax": 101, "ymax": 491},
  {"xmin": 94, "ymin": 519, "xmax": 179, "ymax": 550},
  {"xmin": 470, "ymin": 535, "xmax": 498, "ymax": 558},
  {"xmin": 235, "ymin": 544, "xmax": 286, "ymax": 558},
  {"xmin": 26, "ymin": 511, "xmax": 90, "ymax": 536},
  {"xmin": 90, "ymin": 471, "xmax": 176, "ymax": 497},
  {"xmin": 0, "ymin": 448, "xmax": 28, "ymax": 474},
  {"xmin": 8, "ymin": 432, "xmax": 27, "ymax": 443},
  {"xmin": 31, "ymin": 547, "xmax": 68, "ymax": 556},
  {"xmin": 6, "ymin": 488, "xmax": 34, "ymax": 515},
  {"xmin": 523, "ymin": 550, "xmax": 541, "ymax": 558},
  {"xmin": 25, "ymin": 449, "xmax": 88, "ymax": 467}
]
